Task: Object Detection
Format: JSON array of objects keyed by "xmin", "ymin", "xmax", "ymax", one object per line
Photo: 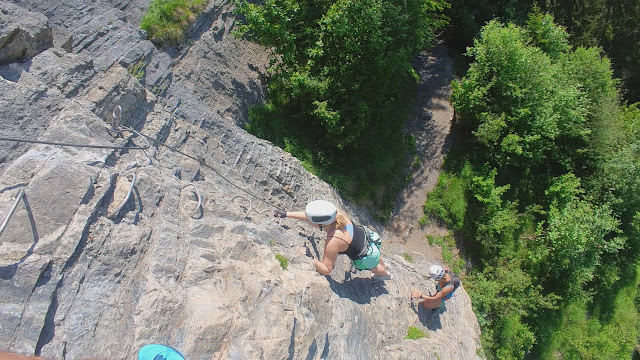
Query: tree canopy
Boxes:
[
  {"xmin": 234, "ymin": 0, "xmax": 449, "ymax": 217},
  {"xmin": 445, "ymin": 0, "xmax": 640, "ymax": 104},
  {"xmin": 429, "ymin": 13, "xmax": 640, "ymax": 359}
]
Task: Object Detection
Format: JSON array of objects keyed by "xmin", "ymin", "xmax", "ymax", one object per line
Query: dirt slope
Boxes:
[{"xmin": 383, "ymin": 44, "xmax": 457, "ymax": 266}]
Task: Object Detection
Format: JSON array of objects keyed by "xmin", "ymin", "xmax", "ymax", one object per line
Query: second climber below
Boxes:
[
  {"xmin": 411, "ymin": 265, "xmax": 460, "ymax": 310},
  {"xmin": 273, "ymin": 200, "xmax": 392, "ymax": 280}
]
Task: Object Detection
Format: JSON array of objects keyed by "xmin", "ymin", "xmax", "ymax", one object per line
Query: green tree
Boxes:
[
  {"xmin": 439, "ymin": 15, "xmax": 639, "ymax": 359},
  {"xmin": 236, "ymin": 0, "xmax": 448, "ymax": 147},
  {"xmin": 451, "ymin": 20, "xmax": 591, "ymax": 187},
  {"xmin": 545, "ymin": 0, "xmax": 640, "ymax": 103},
  {"xmin": 235, "ymin": 0, "xmax": 449, "ymax": 216},
  {"xmin": 445, "ymin": 0, "xmax": 640, "ymax": 103},
  {"xmin": 545, "ymin": 198, "xmax": 622, "ymax": 297}
]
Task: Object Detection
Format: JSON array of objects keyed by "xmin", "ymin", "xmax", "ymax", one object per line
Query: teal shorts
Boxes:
[{"xmin": 351, "ymin": 242, "xmax": 381, "ymax": 270}]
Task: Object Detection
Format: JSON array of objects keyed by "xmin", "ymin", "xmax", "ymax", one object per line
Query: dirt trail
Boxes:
[{"xmin": 382, "ymin": 44, "xmax": 456, "ymax": 264}]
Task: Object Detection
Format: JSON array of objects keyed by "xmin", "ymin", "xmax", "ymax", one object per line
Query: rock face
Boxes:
[
  {"xmin": 0, "ymin": 1, "xmax": 483, "ymax": 359},
  {"xmin": 0, "ymin": 2, "xmax": 53, "ymax": 66}
]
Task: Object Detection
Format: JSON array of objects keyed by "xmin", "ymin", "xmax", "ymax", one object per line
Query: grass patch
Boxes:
[
  {"xmin": 423, "ymin": 165, "xmax": 471, "ymax": 230},
  {"xmin": 536, "ymin": 265, "xmax": 640, "ymax": 359},
  {"xmin": 275, "ymin": 253, "xmax": 288, "ymax": 270},
  {"xmin": 412, "ymin": 155, "xmax": 421, "ymax": 170},
  {"xmin": 128, "ymin": 61, "xmax": 146, "ymax": 80},
  {"xmin": 141, "ymin": 0, "xmax": 209, "ymax": 45},
  {"xmin": 269, "ymin": 238, "xmax": 277, "ymax": 246},
  {"xmin": 403, "ymin": 252, "xmax": 414, "ymax": 263},
  {"xmin": 442, "ymin": 246, "xmax": 453, "ymax": 264},
  {"xmin": 405, "ymin": 326, "xmax": 427, "ymax": 340},
  {"xmin": 426, "ymin": 234, "xmax": 466, "ymax": 275},
  {"xmin": 427, "ymin": 234, "xmax": 446, "ymax": 246}
]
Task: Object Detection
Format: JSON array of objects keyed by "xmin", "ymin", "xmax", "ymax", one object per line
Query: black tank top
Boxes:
[{"xmin": 337, "ymin": 223, "xmax": 366, "ymax": 260}]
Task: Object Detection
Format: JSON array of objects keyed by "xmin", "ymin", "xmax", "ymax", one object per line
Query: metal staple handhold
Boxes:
[
  {"xmin": 229, "ymin": 195, "xmax": 252, "ymax": 219},
  {"xmin": 108, "ymin": 173, "xmax": 137, "ymax": 219},
  {"xmin": 291, "ymin": 219, "xmax": 315, "ymax": 237},
  {"xmin": 246, "ymin": 141, "xmax": 256, "ymax": 163},
  {"xmin": 112, "ymin": 105, "xmax": 122, "ymax": 130},
  {"xmin": 0, "ymin": 187, "xmax": 25, "ymax": 238},
  {"xmin": 234, "ymin": 148, "xmax": 245, "ymax": 168},
  {"xmin": 181, "ymin": 183, "xmax": 202, "ymax": 218},
  {"xmin": 219, "ymin": 129, "xmax": 229, "ymax": 144},
  {"xmin": 259, "ymin": 208, "xmax": 282, "ymax": 226}
]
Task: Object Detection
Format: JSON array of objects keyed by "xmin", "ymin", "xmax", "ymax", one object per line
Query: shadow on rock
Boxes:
[
  {"xmin": 411, "ymin": 302, "xmax": 444, "ymax": 331},
  {"xmin": 326, "ymin": 276, "xmax": 389, "ymax": 304}
]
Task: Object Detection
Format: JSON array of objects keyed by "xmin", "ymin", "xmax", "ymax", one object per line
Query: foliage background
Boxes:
[
  {"xmin": 427, "ymin": 12, "xmax": 640, "ymax": 359},
  {"xmin": 445, "ymin": 0, "xmax": 640, "ymax": 104},
  {"xmin": 234, "ymin": 0, "xmax": 449, "ymax": 220}
]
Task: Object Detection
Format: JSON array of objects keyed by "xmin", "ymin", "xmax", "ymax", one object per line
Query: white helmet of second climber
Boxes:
[
  {"xmin": 305, "ymin": 200, "xmax": 337, "ymax": 225},
  {"xmin": 429, "ymin": 265, "xmax": 445, "ymax": 280}
]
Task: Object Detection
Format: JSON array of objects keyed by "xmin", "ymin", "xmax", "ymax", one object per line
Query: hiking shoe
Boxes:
[{"xmin": 372, "ymin": 272, "xmax": 393, "ymax": 281}]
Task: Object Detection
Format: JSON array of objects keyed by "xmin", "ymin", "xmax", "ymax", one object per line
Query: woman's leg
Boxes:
[
  {"xmin": 420, "ymin": 298, "xmax": 443, "ymax": 309},
  {"xmin": 370, "ymin": 257, "xmax": 389, "ymax": 276}
]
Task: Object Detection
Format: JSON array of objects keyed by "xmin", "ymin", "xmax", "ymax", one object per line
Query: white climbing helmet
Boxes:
[
  {"xmin": 305, "ymin": 200, "xmax": 337, "ymax": 225},
  {"xmin": 429, "ymin": 265, "xmax": 445, "ymax": 280}
]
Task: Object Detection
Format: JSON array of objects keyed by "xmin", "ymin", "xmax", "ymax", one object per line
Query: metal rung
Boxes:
[
  {"xmin": 0, "ymin": 187, "xmax": 25, "ymax": 237},
  {"xmin": 229, "ymin": 195, "xmax": 252, "ymax": 219},
  {"xmin": 107, "ymin": 173, "xmax": 137, "ymax": 219},
  {"xmin": 181, "ymin": 183, "xmax": 202, "ymax": 218},
  {"xmin": 291, "ymin": 219, "xmax": 316, "ymax": 237}
]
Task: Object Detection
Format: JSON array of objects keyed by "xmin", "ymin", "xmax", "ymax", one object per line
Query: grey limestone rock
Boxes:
[
  {"xmin": 0, "ymin": 1, "xmax": 53, "ymax": 66},
  {"xmin": 51, "ymin": 27, "xmax": 73, "ymax": 53}
]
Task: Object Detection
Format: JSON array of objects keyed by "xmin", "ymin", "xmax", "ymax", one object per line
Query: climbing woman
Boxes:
[
  {"xmin": 272, "ymin": 200, "xmax": 392, "ymax": 280},
  {"xmin": 411, "ymin": 265, "xmax": 460, "ymax": 309}
]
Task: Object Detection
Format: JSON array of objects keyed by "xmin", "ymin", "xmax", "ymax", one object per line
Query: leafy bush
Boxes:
[
  {"xmin": 141, "ymin": 0, "xmax": 208, "ymax": 45},
  {"xmin": 128, "ymin": 61, "xmax": 146, "ymax": 80},
  {"xmin": 468, "ymin": 261, "xmax": 558, "ymax": 359},
  {"xmin": 404, "ymin": 326, "xmax": 427, "ymax": 340}
]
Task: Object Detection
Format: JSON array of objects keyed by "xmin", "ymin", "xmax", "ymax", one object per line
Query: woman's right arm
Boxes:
[
  {"xmin": 274, "ymin": 210, "xmax": 321, "ymax": 228},
  {"xmin": 314, "ymin": 238, "xmax": 339, "ymax": 275}
]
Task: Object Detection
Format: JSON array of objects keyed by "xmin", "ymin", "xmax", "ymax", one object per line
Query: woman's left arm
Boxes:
[{"xmin": 423, "ymin": 285, "xmax": 453, "ymax": 300}]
